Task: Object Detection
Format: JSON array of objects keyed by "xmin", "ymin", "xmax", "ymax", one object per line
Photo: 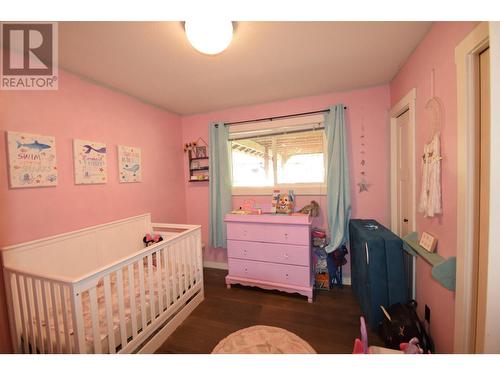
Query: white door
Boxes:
[
  {"xmin": 474, "ymin": 47, "xmax": 490, "ymax": 353},
  {"xmin": 396, "ymin": 110, "xmax": 412, "ymax": 237}
]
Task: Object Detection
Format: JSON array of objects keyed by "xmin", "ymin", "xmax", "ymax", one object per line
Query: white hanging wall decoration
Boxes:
[
  {"xmin": 418, "ymin": 69, "xmax": 443, "ymax": 217},
  {"xmin": 73, "ymin": 139, "xmax": 107, "ymax": 184},
  {"xmin": 7, "ymin": 131, "xmax": 58, "ymax": 188},
  {"xmin": 118, "ymin": 145, "xmax": 141, "ymax": 183}
]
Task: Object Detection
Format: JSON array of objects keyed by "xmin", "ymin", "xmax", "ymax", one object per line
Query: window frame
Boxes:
[{"xmin": 230, "ymin": 121, "xmax": 328, "ymax": 196}]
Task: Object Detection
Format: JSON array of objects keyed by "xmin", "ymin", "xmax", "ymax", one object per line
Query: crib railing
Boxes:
[{"xmin": 4, "ymin": 224, "xmax": 203, "ymax": 354}]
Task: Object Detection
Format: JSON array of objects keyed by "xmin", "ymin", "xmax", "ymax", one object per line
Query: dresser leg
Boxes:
[
  {"xmin": 307, "ymin": 297, "xmax": 313, "ymax": 303},
  {"xmin": 226, "ymin": 284, "xmax": 231, "ymax": 289}
]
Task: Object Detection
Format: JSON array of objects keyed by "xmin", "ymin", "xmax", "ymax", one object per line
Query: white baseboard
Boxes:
[
  {"xmin": 203, "ymin": 261, "xmax": 351, "ymax": 286},
  {"xmin": 203, "ymin": 261, "xmax": 228, "ymax": 270}
]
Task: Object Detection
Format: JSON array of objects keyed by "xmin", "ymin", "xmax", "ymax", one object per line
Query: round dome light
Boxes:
[{"xmin": 185, "ymin": 21, "xmax": 233, "ymax": 55}]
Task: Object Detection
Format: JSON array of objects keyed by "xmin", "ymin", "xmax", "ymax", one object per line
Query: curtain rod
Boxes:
[{"xmin": 223, "ymin": 107, "xmax": 347, "ymax": 127}]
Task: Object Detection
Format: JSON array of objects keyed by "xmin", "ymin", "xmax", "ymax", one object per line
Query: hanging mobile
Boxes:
[{"xmin": 357, "ymin": 115, "xmax": 370, "ymax": 193}]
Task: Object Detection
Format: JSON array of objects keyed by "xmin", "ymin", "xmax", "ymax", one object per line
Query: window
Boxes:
[{"xmin": 230, "ymin": 127, "xmax": 326, "ymax": 194}]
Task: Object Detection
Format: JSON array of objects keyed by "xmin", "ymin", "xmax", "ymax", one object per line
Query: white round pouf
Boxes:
[{"xmin": 211, "ymin": 325, "xmax": 317, "ymax": 354}]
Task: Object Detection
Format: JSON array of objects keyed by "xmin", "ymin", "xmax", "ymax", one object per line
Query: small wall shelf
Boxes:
[
  {"xmin": 188, "ymin": 151, "xmax": 209, "ymax": 182},
  {"xmin": 402, "ymin": 232, "xmax": 456, "ymax": 291}
]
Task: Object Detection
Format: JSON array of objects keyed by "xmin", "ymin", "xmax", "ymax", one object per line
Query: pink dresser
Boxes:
[{"xmin": 225, "ymin": 214, "xmax": 313, "ymax": 302}]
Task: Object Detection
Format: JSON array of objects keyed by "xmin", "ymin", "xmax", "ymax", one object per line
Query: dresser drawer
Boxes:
[
  {"xmin": 227, "ymin": 240, "xmax": 310, "ymax": 266},
  {"xmin": 226, "ymin": 222, "xmax": 310, "ymax": 245},
  {"xmin": 228, "ymin": 258, "xmax": 310, "ymax": 287}
]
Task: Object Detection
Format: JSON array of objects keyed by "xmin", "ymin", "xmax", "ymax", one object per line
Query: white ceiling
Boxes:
[{"xmin": 58, "ymin": 22, "xmax": 432, "ymax": 115}]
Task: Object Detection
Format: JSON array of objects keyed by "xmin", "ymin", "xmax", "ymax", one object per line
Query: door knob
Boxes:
[{"xmin": 403, "ymin": 219, "xmax": 408, "ymax": 222}]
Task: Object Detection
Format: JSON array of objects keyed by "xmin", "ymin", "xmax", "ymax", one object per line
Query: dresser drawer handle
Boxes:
[
  {"xmin": 284, "ymin": 233, "xmax": 288, "ymax": 239},
  {"xmin": 285, "ymin": 273, "xmax": 289, "ymax": 279},
  {"xmin": 242, "ymin": 249, "xmax": 247, "ymax": 256},
  {"xmin": 283, "ymin": 253, "xmax": 289, "ymax": 259}
]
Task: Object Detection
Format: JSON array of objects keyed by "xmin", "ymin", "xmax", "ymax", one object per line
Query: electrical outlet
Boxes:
[{"xmin": 425, "ymin": 304, "xmax": 431, "ymax": 324}]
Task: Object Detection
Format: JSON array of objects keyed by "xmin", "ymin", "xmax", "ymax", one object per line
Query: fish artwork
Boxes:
[
  {"xmin": 83, "ymin": 145, "xmax": 107, "ymax": 154},
  {"xmin": 8, "ymin": 132, "xmax": 58, "ymax": 188},
  {"xmin": 16, "ymin": 140, "xmax": 51, "ymax": 151}
]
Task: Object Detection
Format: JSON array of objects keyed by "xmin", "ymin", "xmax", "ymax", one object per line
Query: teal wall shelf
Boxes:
[{"xmin": 402, "ymin": 232, "xmax": 456, "ymax": 292}]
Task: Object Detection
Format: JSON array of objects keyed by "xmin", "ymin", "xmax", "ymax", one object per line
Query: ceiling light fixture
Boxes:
[{"xmin": 184, "ymin": 21, "xmax": 233, "ymax": 55}]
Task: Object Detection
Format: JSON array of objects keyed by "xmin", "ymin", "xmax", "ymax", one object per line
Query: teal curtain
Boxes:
[
  {"xmin": 324, "ymin": 104, "xmax": 351, "ymax": 253},
  {"xmin": 209, "ymin": 122, "xmax": 232, "ymax": 248}
]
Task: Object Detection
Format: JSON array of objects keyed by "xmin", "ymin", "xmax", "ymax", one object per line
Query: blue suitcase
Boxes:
[{"xmin": 349, "ymin": 219, "xmax": 408, "ymax": 330}]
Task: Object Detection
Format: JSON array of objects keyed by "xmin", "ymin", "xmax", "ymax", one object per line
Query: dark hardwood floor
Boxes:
[{"xmin": 156, "ymin": 268, "xmax": 383, "ymax": 354}]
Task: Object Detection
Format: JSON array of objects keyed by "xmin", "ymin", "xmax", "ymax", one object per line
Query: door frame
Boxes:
[
  {"xmin": 389, "ymin": 88, "xmax": 417, "ymax": 236},
  {"xmin": 454, "ymin": 21, "xmax": 489, "ymax": 354}
]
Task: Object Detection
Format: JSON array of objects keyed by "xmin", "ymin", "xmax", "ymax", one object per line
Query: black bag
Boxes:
[{"xmin": 379, "ymin": 300, "xmax": 434, "ymax": 353}]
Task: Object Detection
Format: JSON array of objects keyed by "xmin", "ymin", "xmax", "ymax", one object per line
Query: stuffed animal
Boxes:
[
  {"xmin": 276, "ymin": 191, "xmax": 295, "ymax": 214},
  {"xmin": 299, "ymin": 200, "xmax": 320, "ymax": 217},
  {"xmin": 143, "ymin": 233, "xmax": 163, "ymax": 247}
]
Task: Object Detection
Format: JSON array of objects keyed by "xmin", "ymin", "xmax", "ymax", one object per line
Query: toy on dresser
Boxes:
[{"xmin": 271, "ymin": 189, "xmax": 295, "ymax": 214}]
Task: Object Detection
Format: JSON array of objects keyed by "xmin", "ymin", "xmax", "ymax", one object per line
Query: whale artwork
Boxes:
[
  {"xmin": 7, "ymin": 131, "xmax": 58, "ymax": 188},
  {"xmin": 73, "ymin": 139, "xmax": 108, "ymax": 184},
  {"xmin": 123, "ymin": 164, "xmax": 140, "ymax": 173},
  {"xmin": 118, "ymin": 145, "xmax": 142, "ymax": 183}
]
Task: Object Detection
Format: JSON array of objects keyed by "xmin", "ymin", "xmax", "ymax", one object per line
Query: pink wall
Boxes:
[
  {"xmin": 390, "ymin": 21, "xmax": 478, "ymax": 353},
  {"xmin": 181, "ymin": 85, "xmax": 391, "ymax": 271},
  {"xmin": 0, "ymin": 71, "xmax": 186, "ymax": 352}
]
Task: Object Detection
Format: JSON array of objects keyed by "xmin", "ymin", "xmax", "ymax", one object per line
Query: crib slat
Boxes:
[
  {"xmin": 192, "ymin": 235, "xmax": 198, "ymax": 285},
  {"xmin": 174, "ymin": 243, "xmax": 183, "ymax": 299},
  {"xmin": 169, "ymin": 245, "xmax": 178, "ymax": 302},
  {"xmin": 40, "ymin": 281, "xmax": 53, "ymax": 353},
  {"xmin": 5, "ymin": 272, "xmax": 20, "ymax": 353},
  {"xmin": 187, "ymin": 237, "xmax": 194, "ymax": 288},
  {"xmin": 32, "ymin": 279, "xmax": 45, "ymax": 353},
  {"xmin": 163, "ymin": 246, "xmax": 171, "ymax": 308},
  {"xmin": 116, "ymin": 269, "xmax": 128, "ymax": 349},
  {"xmin": 147, "ymin": 254, "xmax": 155, "ymax": 322},
  {"xmin": 196, "ymin": 232, "xmax": 203, "ymax": 283},
  {"xmin": 156, "ymin": 250, "xmax": 164, "ymax": 314},
  {"xmin": 193, "ymin": 234, "xmax": 199, "ymax": 284},
  {"xmin": 181, "ymin": 240, "xmax": 188, "ymax": 293},
  {"xmin": 127, "ymin": 263, "xmax": 138, "ymax": 339},
  {"xmin": 24, "ymin": 277, "xmax": 36, "ymax": 353},
  {"xmin": 138, "ymin": 260, "xmax": 147, "ymax": 330},
  {"xmin": 103, "ymin": 275, "xmax": 116, "ymax": 354},
  {"xmin": 59, "ymin": 285, "xmax": 71, "ymax": 353},
  {"xmin": 50, "ymin": 282, "xmax": 62, "ymax": 353},
  {"xmin": 179, "ymin": 239, "xmax": 187, "ymax": 297},
  {"xmin": 15, "ymin": 274, "xmax": 28, "ymax": 353},
  {"xmin": 88, "ymin": 286, "xmax": 101, "ymax": 354},
  {"xmin": 70, "ymin": 287, "xmax": 86, "ymax": 354}
]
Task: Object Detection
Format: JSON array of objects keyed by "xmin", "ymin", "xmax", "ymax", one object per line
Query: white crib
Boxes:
[{"xmin": 1, "ymin": 214, "xmax": 204, "ymax": 354}]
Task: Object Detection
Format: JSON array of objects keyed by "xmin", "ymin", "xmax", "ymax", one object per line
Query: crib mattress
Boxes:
[{"xmin": 25, "ymin": 261, "xmax": 197, "ymax": 353}]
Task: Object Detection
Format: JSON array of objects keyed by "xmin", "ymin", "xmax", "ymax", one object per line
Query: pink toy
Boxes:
[
  {"xmin": 352, "ymin": 316, "xmax": 422, "ymax": 354},
  {"xmin": 143, "ymin": 233, "xmax": 163, "ymax": 246},
  {"xmin": 352, "ymin": 316, "xmax": 369, "ymax": 354},
  {"xmin": 400, "ymin": 338, "xmax": 424, "ymax": 354}
]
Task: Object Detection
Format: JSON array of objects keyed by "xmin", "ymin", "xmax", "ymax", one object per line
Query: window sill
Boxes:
[{"xmin": 232, "ymin": 185, "xmax": 327, "ymax": 196}]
